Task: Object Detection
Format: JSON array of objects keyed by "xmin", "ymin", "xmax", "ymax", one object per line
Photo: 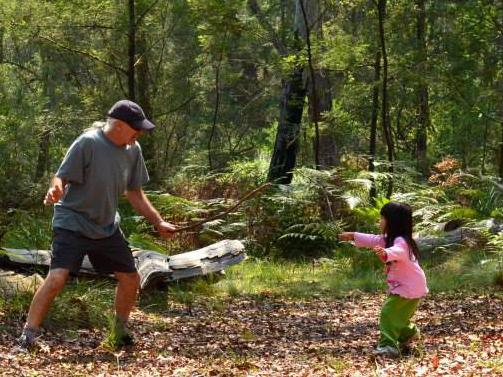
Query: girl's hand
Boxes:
[
  {"xmin": 338, "ymin": 232, "xmax": 354, "ymax": 242},
  {"xmin": 373, "ymin": 246, "xmax": 387, "ymax": 260}
]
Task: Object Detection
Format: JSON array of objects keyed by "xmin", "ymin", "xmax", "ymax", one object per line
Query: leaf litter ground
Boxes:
[{"xmin": 0, "ymin": 293, "xmax": 501, "ymax": 376}]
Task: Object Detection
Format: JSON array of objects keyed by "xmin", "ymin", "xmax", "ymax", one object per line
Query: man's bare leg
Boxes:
[
  {"xmin": 25, "ymin": 268, "xmax": 69, "ymax": 329},
  {"xmin": 17, "ymin": 268, "xmax": 69, "ymax": 349},
  {"xmin": 114, "ymin": 271, "xmax": 140, "ymax": 324},
  {"xmin": 112, "ymin": 271, "xmax": 140, "ymax": 345}
]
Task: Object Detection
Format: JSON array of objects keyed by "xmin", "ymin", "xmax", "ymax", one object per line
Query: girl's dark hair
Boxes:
[{"xmin": 380, "ymin": 202, "xmax": 420, "ymax": 261}]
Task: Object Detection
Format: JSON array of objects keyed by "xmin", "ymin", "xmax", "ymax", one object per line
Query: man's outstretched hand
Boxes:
[
  {"xmin": 43, "ymin": 179, "xmax": 64, "ymax": 206},
  {"xmin": 155, "ymin": 221, "xmax": 177, "ymax": 239}
]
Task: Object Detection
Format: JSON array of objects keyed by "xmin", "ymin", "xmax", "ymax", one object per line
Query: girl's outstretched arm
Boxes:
[
  {"xmin": 339, "ymin": 232, "xmax": 386, "ymax": 249},
  {"xmin": 338, "ymin": 232, "xmax": 355, "ymax": 241},
  {"xmin": 354, "ymin": 233, "xmax": 385, "ymax": 249}
]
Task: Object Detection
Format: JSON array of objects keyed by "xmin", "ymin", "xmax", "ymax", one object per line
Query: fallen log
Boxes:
[
  {"xmin": 0, "ymin": 269, "xmax": 43, "ymax": 297},
  {"xmin": 417, "ymin": 227, "xmax": 480, "ymax": 251},
  {"xmin": 417, "ymin": 219, "xmax": 502, "ymax": 252},
  {"xmin": 0, "ymin": 239, "xmax": 246, "ymax": 291}
]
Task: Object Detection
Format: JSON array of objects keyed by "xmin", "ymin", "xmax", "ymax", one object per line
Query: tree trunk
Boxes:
[
  {"xmin": 299, "ymin": 0, "xmax": 337, "ymax": 169},
  {"xmin": 377, "ymin": 0, "xmax": 394, "ymax": 198},
  {"xmin": 265, "ymin": 0, "xmax": 307, "ymax": 183},
  {"xmin": 0, "ymin": 27, "xmax": 4, "ymax": 63},
  {"xmin": 34, "ymin": 49, "xmax": 54, "ymax": 182},
  {"xmin": 299, "ymin": 0, "xmax": 320, "ymax": 169},
  {"xmin": 208, "ymin": 61, "xmax": 221, "ymax": 171},
  {"xmin": 482, "ymin": 120, "xmax": 488, "ymax": 175},
  {"xmin": 34, "ymin": 130, "xmax": 51, "ymax": 182},
  {"xmin": 268, "ymin": 66, "xmax": 306, "ymax": 183},
  {"xmin": 248, "ymin": 0, "xmax": 307, "ymax": 183},
  {"xmin": 500, "ymin": 118, "xmax": 503, "ymax": 179},
  {"xmin": 369, "ymin": 51, "xmax": 381, "ymax": 202},
  {"xmin": 415, "ymin": 0, "xmax": 430, "ymax": 177},
  {"xmin": 136, "ymin": 31, "xmax": 158, "ymax": 181},
  {"xmin": 127, "ymin": 0, "xmax": 136, "ymax": 101},
  {"xmin": 315, "ymin": 73, "xmax": 338, "ymax": 168},
  {"xmin": 499, "ymin": 31, "xmax": 503, "ymax": 179}
]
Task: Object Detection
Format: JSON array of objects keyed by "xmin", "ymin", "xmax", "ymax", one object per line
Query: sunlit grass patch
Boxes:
[
  {"xmin": 183, "ymin": 246, "xmax": 502, "ymax": 300},
  {"xmin": 325, "ymin": 356, "xmax": 352, "ymax": 374},
  {"xmin": 47, "ymin": 280, "xmax": 115, "ymax": 330},
  {"xmin": 478, "ymin": 358, "xmax": 503, "ymax": 374},
  {"xmin": 425, "ymin": 247, "xmax": 502, "ymax": 292},
  {"xmin": 214, "ymin": 253, "xmax": 384, "ymax": 299},
  {"xmin": 0, "ymin": 290, "xmax": 33, "ymax": 323},
  {"xmin": 0, "ymin": 278, "xmax": 116, "ymax": 334}
]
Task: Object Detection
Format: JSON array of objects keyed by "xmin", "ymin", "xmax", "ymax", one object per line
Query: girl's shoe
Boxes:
[{"xmin": 373, "ymin": 346, "xmax": 400, "ymax": 358}]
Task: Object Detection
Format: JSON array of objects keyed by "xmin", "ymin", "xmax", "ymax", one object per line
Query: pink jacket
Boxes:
[{"xmin": 354, "ymin": 232, "xmax": 428, "ymax": 299}]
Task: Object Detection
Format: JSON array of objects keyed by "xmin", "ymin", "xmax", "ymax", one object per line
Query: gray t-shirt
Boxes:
[{"xmin": 53, "ymin": 128, "xmax": 149, "ymax": 239}]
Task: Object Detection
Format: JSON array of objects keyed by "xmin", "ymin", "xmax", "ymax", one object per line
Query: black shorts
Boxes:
[{"xmin": 50, "ymin": 227, "xmax": 137, "ymax": 275}]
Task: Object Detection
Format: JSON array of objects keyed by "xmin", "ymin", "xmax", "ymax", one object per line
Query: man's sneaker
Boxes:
[
  {"xmin": 104, "ymin": 319, "xmax": 135, "ymax": 348},
  {"xmin": 117, "ymin": 331, "xmax": 134, "ymax": 347},
  {"xmin": 14, "ymin": 327, "xmax": 39, "ymax": 352},
  {"xmin": 401, "ymin": 332, "xmax": 420, "ymax": 348},
  {"xmin": 373, "ymin": 345, "xmax": 400, "ymax": 358}
]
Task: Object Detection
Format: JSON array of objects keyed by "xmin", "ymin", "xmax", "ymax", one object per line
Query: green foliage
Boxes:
[
  {"xmin": 243, "ymin": 182, "xmax": 326, "ymax": 258},
  {"xmin": 127, "ymin": 233, "xmax": 166, "ymax": 252},
  {"xmin": 486, "ymin": 232, "xmax": 503, "ymax": 286},
  {"xmin": 147, "ymin": 194, "xmax": 202, "ymax": 220},
  {"xmin": 0, "ymin": 279, "xmax": 115, "ymax": 331},
  {"xmin": 490, "ymin": 208, "xmax": 503, "ymax": 220},
  {"xmin": 1, "ymin": 210, "xmax": 52, "ymax": 249},
  {"xmin": 168, "ymin": 158, "xmax": 269, "ymax": 200},
  {"xmin": 0, "ymin": 0, "xmax": 502, "ymax": 194},
  {"xmin": 445, "ymin": 207, "xmax": 479, "ymax": 220},
  {"xmin": 277, "ymin": 221, "xmax": 344, "ymax": 257},
  {"xmin": 425, "ymin": 247, "xmax": 502, "ymax": 292},
  {"xmin": 102, "ymin": 313, "xmax": 133, "ymax": 350},
  {"xmin": 47, "ymin": 280, "xmax": 115, "ymax": 330},
  {"xmin": 351, "ymin": 197, "xmax": 389, "ymax": 232},
  {"xmin": 167, "ymin": 274, "xmax": 222, "ymax": 313},
  {"xmin": 472, "ymin": 187, "xmax": 503, "ymax": 218},
  {"xmin": 0, "ymin": 291, "xmax": 33, "ymax": 322},
  {"xmin": 215, "ymin": 158, "xmax": 269, "ymax": 193}
]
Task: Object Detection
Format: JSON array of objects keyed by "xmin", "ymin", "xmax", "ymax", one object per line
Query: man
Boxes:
[{"xmin": 17, "ymin": 100, "xmax": 176, "ymax": 349}]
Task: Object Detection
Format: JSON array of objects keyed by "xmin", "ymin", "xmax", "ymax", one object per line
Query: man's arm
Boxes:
[
  {"xmin": 43, "ymin": 176, "xmax": 67, "ymax": 206},
  {"xmin": 125, "ymin": 189, "xmax": 176, "ymax": 238}
]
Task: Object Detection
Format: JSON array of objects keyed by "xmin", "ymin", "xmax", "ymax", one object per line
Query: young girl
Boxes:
[{"xmin": 339, "ymin": 202, "xmax": 428, "ymax": 357}]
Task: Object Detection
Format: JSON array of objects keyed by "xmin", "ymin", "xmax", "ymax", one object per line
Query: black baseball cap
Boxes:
[{"xmin": 107, "ymin": 100, "xmax": 156, "ymax": 131}]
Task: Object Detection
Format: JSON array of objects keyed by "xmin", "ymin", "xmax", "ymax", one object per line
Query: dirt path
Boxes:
[{"xmin": 1, "ymin": 293, "xmax": 502, "ymax": 376}]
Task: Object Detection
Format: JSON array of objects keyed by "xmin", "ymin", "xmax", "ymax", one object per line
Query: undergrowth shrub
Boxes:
[
  {"xmin": 215, "ymin": 159, "xmax": 269, "ymax": 197},
  {"xmin": 168, "ymin": 158, "xmax": 268, "ymax": 200},
  {"xmin": 243, "ymin": 168, "xmax": 348, "ymax": 258},
  {"xmin": 120, "ymin": 194, "xmax": 209, "ymax": 254},
  {"xmin": 1, "ymin": 209, "xmax": 52, "ymax": 249},
  {"xmin": 46, "ymin": 280, "xmax": 115, "ymax": 330},
  {"xmin": 277, "ymin": 221, "xmax": 345, "ymax": 258}
]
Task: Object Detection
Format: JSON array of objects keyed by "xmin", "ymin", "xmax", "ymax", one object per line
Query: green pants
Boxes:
[{"xmin": 379, "ymin": 294, "xmax": 420, "ymax": 349}]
